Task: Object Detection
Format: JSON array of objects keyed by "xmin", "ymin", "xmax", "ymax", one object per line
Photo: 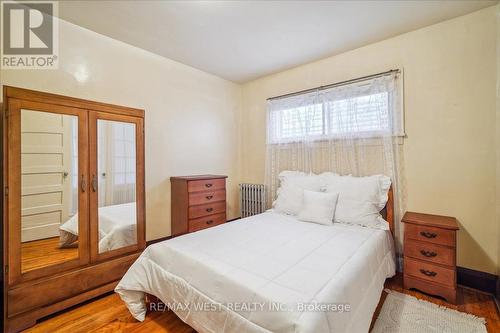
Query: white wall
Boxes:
[
  {"xmin": 1, "ymin": 6, "xmax": 497, "ymax": 275},
  {"xmin": 0, "ymin": 18, "xmax": 243, "ymax": 241},
  {"xmin": 241, "ymin": 6, "xmax": 498, "ymax": 274}
]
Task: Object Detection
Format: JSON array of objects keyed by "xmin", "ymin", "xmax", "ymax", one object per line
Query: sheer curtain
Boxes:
[
  {"xmin": 265, "ymin": 72, "xmax": 406, "ymax": 250},
  {"xmin": 98, "ymin": 121, "xmax": 136, "ymax": 207}
]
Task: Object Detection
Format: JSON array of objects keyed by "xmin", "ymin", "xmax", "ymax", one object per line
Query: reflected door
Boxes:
[
  {"xmin": 21, "ymin": 110, "xmax": 78, "ymax": 271},
  {"xmin": 7, "ymin": 99, "xmax": 89, "ymax": 284},
  {"xmin": 89, "ymin": 112, "xmax": 145, "ymax": 261}
]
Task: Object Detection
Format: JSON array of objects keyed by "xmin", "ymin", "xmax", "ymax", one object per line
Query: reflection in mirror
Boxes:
[
  {"xmin": 97, "ymin": 120, "xmax": 137, "ymax": 253},
  {"xmin": 21, "ymin": 110, "xmax": 79, "ymax": 273}
]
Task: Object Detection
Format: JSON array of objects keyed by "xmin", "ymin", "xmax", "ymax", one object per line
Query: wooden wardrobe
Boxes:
[{"xmin": 2, "ymin": 86, "xmax": 146, "ymax": 332}]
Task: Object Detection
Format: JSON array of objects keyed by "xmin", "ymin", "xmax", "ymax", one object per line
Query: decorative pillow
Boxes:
[
  {"xmin": 273, "ymin": 171, "xmax": 329, "ymax": 215},
  {"xmin": 298, "ymin": 190, "xmax": 339, "ymax": 225},
  {"xmin": 324, "ymin": 174, "xmax": 391, "ymax": 229},
  {"xmin": 273, "ymin": 183, "xmax": 304, "ymax": 215}
]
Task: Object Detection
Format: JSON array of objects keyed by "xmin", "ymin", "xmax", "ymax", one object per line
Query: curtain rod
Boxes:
[{"xmin": 267, "ymin": 69, "xmax": 400, "ymax": 101}]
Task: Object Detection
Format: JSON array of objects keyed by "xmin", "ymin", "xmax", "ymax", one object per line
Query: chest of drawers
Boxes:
[
  {"xmin": 170, "ymin": 175, "xmax": 227, "ymax": 236},
  {"xmin": 402, "ymin": 212, "xmax": 459, "ymax": 304}
]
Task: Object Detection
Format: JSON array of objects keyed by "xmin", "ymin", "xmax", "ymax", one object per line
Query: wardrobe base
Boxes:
[{"xmin": 4, "ymin": 253, "xmax": 139, "ymax": 333}]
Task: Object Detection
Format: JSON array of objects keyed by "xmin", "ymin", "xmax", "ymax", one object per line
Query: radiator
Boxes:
[{"xmin": 239, "ymin": 183, "xmax": 266, "ymax": 218}]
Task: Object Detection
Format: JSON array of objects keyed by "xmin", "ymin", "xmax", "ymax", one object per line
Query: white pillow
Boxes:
[
  {"xmin": 298, "ymin": 190, "xmax": 339, "ymax": 225},
  {"xmin": 273, "ymin": 183, "xmax": 304, "ymax": 215},
  {"xmin": 278, "ymin": 170, "xmax": 325, "ymax": 191},
  {"xmin": 273, "ymin": 171, "xmax": 327, "ymax": 215},
  {"xmin": 324, "ymin": 174, "xmax": 391, "ymax": 229}
]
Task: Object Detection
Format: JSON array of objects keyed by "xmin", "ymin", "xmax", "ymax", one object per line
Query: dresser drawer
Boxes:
[
  {"xmin": 405, "ymin": 239, "xmax": 455, "ymax": 266},
  {"xmin": 404, "ymin": 275, "xmax": 457, "ymax": 304},
  {"xmin": 189, "ymin": 213, "xmax": 226, "ymax": 232},
  {"xmin": 188, "ymin": 178, "xmax": 225, "ymax": 193},
  {"xmin": 404, "ymin": 257, "xmax": 455, "ymax": 287},
  {"xmin": 189, "ymin": 189, "xmax": 226, "ymax": 206},
  {"xmin": 188, "ymin": 201, "xmax": 226, "ymax": 219},
  {"xmin": 405, "ymin": 223, "xmax": 455, "ymax": 246}
]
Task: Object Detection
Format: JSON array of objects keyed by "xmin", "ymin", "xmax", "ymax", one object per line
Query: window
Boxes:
[
  {"xmin": 267, "ymin": 75, "xmax": 403, "ymax": 143},
  {"xmin": 97, "ymin": 120, "xmax": 136, "ymax": 206},
  {"xmin": 112, "ymin": 122, "xmax": 136, "ymax": 186}
]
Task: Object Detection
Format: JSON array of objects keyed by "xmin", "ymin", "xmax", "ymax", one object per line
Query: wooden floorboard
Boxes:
[
  {"xmin": 21, "ymin": 237, "xmax": 78, "ymax": 273},
  {"xmin": 373, "ymin": 274, "xmax": 500, "ymax": 333},
  {"xmin": 24, "ymin": 273, "xmax": 499, "ymax": 333}
]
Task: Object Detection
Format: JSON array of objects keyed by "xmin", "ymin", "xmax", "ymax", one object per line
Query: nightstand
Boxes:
[{"xmin": 402, "ymin": 212, "xmax": 459, "ymax": 304}]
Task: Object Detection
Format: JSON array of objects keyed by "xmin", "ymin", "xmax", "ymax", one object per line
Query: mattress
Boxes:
[
  {"xmin": 59, "ymin": 202, "xmax": 137, "ymax": 252},
  {"xmin": 115, "ymin": 211, "xmax": 395, "ymax": 333}
]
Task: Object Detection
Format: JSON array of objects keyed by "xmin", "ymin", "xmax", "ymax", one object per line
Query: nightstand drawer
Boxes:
[
  {"xmin": 405, "ymin": 223, "xmax": 455, "ymax": 246},
  {"xmin": 188, "ymin": 178, "xmax": 225, "ymax": 193},
  {"xmin": 404, "ymin": 257, "xmax": 455, "ymax": 287},
  {"xmin": 189, "ymin": 213, "xmax": 226, "ymax": 232},
  {"xmin": 403, "ymin": 275, "xmax": 457, "ymax": 304},
  {"xmin": 189, "ymin": 189, "xmax": 226, "ymax": 206},
  {"xmin": 188, "ymin": 201, "xmax": 226, "ymax": 219},
  {"xmin": 405, "ymin": 240, "xmax": 454, "ymax": 266}
]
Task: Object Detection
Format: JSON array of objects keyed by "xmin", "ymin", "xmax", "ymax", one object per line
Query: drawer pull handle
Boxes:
[
  {"xmin": 206, "ymin": 208, "xmax": 214, "ymax": 212},
  {"xmin": 420, "ymin": 231, "xmax": 437, "ymax": 239},
  {"xmin": 420, "ymin": 250, "xmax": 437, "ymax": 257},
  {"xmin": 91, "ymin": 174, "xmax": 98, "ymax": 192},
  {"xmin": 205, "ymin": 183, "xmax": 213, "ymax": 188},
  {"xmin": 80, "ymin": 175, "xmax": 86, "ymax": 193},
  {"xmin": 206, "ymin": 195, "xmax": 213, "ymax": 200},
  {"xmin": 419, "ymin": 269, "xmax": 437, "ymax": 277},
  {"xmin": 206, "ymin": 220, "xmax": 213, "ymax": 225}
]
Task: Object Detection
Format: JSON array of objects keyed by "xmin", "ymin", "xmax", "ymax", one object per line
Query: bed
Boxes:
[
  {"xmin": 115, "ymin": 186, "xmax": 396, "ymax": 333},
  {"xmin": 59, "ymin": 202, "xmax": 137, "ymax": 252}
]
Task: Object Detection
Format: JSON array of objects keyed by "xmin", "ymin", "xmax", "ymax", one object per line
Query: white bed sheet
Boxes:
[
  {"xmin": 115, "ymin": 212, "xmax": 395, "ymax": 333},
  {"xmin": 59, "ymin": 202, "xmax": 137, "ymax": 252}
]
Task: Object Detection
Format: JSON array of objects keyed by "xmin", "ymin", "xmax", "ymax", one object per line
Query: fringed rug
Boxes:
[{"xmin": 371, "ymin": 289, "xmax": 487, "ymax": 333}]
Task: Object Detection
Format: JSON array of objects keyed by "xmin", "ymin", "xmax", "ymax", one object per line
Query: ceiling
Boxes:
[{"xmin": 57, "ymin": 1, "xmax": 498, "ymax": 83}]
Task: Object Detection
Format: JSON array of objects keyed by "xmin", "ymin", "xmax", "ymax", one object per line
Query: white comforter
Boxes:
[
  {"xmin": 116, "ymin": 212, "xmax": 395, "ymax": 333},
  {"xmin": 60, "ymin": 202, "xmax": 137, "ymax": 252}
]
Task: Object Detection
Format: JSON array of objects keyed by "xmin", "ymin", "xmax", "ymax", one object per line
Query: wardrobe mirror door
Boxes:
[
  {"xmin": 20, "ymin": 109, "xmax": 80, "ymax": 273},
  {"xmin": 96, "ymin": 119, "xmax": 137, "ymax": 254}
]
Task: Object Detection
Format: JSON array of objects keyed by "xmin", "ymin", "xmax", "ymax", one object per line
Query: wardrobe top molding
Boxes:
[{"xmin": 3, "ymin": 86, "xmax": 144, "ymax": 118}]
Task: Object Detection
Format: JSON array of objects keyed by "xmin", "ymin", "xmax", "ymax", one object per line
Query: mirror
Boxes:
[
  {"xmin": 97, "ymin": 119, "xmax": 137, "ymax": 253},
  {"xmin": 21, "ymin": 110, "xmax": 79, "ymax": 273}
]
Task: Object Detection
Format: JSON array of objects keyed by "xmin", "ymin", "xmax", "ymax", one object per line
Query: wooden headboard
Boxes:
[{"xmin": 380, "ymin": 185, "xmax": 394, "ymax": 235}]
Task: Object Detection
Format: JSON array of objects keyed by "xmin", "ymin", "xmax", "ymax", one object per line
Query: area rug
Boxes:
[{"xmin": 371, "ymin": 289, "xmax": 487, "ymax": 333}]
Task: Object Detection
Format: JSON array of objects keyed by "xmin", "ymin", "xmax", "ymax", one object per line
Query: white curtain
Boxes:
[
  {"xmin": 265, "ymin": 72, "xmax": 406, "ymax": 250},
  {"xmin": 98, "ymin": 121, "xmax": 136, "ymax": 207}
]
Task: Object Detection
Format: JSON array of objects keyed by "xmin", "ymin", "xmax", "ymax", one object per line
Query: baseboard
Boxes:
[
  {"xmin": 457, "ymin": 266, "xmax": 498, "ymax": 296},
  {"xmin": 496, "ymin": 278, "xmax": 500, "ymax": 313},
  {"xmin": 146, "ymin": 236, "xmax": 172, "ymax": 246}
]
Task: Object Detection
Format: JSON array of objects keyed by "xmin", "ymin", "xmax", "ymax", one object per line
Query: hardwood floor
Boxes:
[
  {"xmin": 372, "ymin": 274, "xmax": 500, "ymax": 333},
  {"xmin": 23, "ymin": 293, "xmax": 195, "ymax": 333},
  {"xmin": 24, "ymin": 273, "xmax": 499, "ymax": 333},
  {"xmin": 21, "ymin": 237, "xmax": 79, "ymax": 272}
]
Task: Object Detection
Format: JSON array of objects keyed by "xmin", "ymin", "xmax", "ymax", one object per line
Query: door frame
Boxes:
[
  {"xmin": 6, "ymin": 98, "xmax": 90, "ymax": 285},
  {"xmin": 88, "ymin": 111, "xmax": 146, "ymax": 263}
]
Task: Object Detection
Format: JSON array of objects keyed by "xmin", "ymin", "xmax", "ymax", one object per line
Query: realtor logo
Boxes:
[{"xmin": 1, "ymin": 1, "xmax": 58, "ymax": 69}]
